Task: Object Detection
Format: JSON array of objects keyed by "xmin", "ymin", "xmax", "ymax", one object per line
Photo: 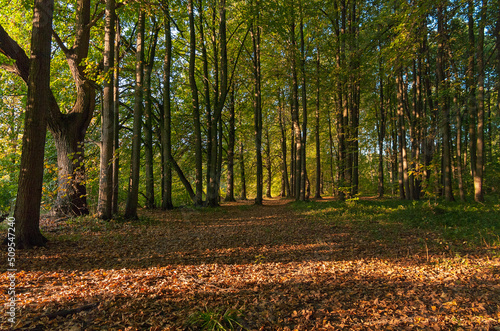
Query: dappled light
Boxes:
[{"xmin": 1, "ymin": 199, "xmax": 499, "ymax": 330}]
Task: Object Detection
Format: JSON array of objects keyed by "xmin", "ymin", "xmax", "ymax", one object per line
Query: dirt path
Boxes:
[{"xmin": 1, "ymin": 198, "xmax": 499, "ymax": 330}]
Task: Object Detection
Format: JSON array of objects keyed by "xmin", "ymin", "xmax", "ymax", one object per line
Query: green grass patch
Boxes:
[
  {"xmin": 293, "ymin": 198, "xmax": 500, "ymax": 248},
  {"xmin": 186, "ymin": 307, "xmax": 246, "ymax": 331}
]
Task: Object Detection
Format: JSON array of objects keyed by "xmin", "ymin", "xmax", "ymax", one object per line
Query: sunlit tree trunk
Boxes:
[
  {"xmin": 474, "ymin": 0, "xmax": 487, "ymax": 202},
  {"xmin": 278, "ymin": 89, "xmax": 291, "ymax": 197},
  {"xmin": 14, "ymin": 0, "xmax": 53, "ymax": 248}
]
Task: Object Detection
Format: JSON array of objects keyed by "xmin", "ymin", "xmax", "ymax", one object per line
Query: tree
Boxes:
[
  {"xmin": 14, "ymin": 0, "xmax": 54, "ymax": 248},
  {"xmin": 162, "ymin": 4, "xmax": 174, "ymax": 210},
  {"xmin": 97, "ymin": 0, "xmax": 116, "ymax": 220},
  {"xmin": 188, "ymin": 0, "xmax": 204, "ymax": 206},
  {"xmin": 124, "ymin": 9, "xmax": 145, "ymax": 220}
]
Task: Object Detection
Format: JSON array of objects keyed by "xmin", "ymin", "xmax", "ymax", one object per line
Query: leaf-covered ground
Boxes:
[{"xmin": 1, "ymin": 198, "xmax": 500, "ymax": 330}]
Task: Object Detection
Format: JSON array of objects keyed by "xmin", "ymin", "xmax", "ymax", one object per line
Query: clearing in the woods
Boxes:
[{"xmin": 1, "ymin": 198, "xmax": 500, "ymax": 330}]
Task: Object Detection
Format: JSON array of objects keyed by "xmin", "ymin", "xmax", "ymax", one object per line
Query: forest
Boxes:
[{"xmin": 0, "ymin": 0, "xmax": 499, "ymax": 329}]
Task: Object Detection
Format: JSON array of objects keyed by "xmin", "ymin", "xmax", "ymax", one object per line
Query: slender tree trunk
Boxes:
[
  {"xmin": 314, "ymin": 49, "xmax": 322, "ymax": 199},
  {"xmin": 144, "ymin": 24, "xmax": 159, "ymax": 209},
  {"xmin": 251, "ymin": 5, "xmax": 263, "ymax": 205},
  {"xmin": 474, "ymin": 0, "xmax": 487, "ymax": 202},
  {"xmin": 290, "ymin": 4, "xmax": 302, "ymax": 200},
  {"xmin": 299, "ymin": 2, "xmax": 307, "ymax": 201},
  {"xmin": 225, "ymin": 88, "xmax": 236, "ymax": 202},
  {"xmin": 278, "ymin": 89, "xmax": 291, "ymax": 197},
  {"xmin": 112, "ymin": 19, "xmax": 120, "ymax": 214},
  {"xmin": 14, "ymin": 0, "xmax": 54, "ymax": 248},
  {"xmin": 124, "ymin": 10, "xmax": 145, "ymax": 219},
  {"xmin": 188, "ymin": 0, "xmax": 203, "ymax": 206},
  {"xmin": 97, "ymin": 0, "xmax": 115, "ymax": 220},
  {"xmin": 437, "ymin": 4, "xmax": 455, "ymax": 202},
  {"xmin": 265, "ymin": 128, "xmax": 272, "ymax": 198},
  {"xmin": 162, "ymin": 7, "xmax": 174, "ymax": 210},
  {"xmin": 467, "ymin": 0, "xmax": 477, "ymax": 180},
  {"xmin": 239, "ymin": 139, "xmax": 247, "ymax": 200},
  {"xmin": 456, "ymin": 99, "xmax": 466, "ymax": 201},
  {"xmin": 377, "ymin": 46, "xmax": 385, "ymax": 198}
]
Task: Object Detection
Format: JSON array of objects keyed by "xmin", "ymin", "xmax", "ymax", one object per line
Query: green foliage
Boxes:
[
  {"xmin": 186, "ymin": 307, "xmax": 246, "ymax": 331},
  {"xmin": 293, "ymin": 198, "xmax": 500, "ymax": 248}
]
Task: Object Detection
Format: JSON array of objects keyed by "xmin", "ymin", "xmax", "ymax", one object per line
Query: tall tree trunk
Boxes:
[
  {"xmin": 467, "ymin": 0, "xmax": 477, "ymax": 181},
  {"xmin": 396, "ymin": 71, "xmax": 406, "ymax": 199},
  {"xmin": 437, "ymin": 4, "xmax": 455, "ymax": 202},
  {"xmin": 251, "ymin": 4, "xmax": 263, "ymax": 205},
  {"xmin": 144, "ymin": 24, "xmax": 159, "ymax": 209},
  {"xmin": 314, "ymin": 49, "xmax": 322, "ymax": 199},
  {"xmin": 112, "ymin": 18, "xmax": 120, "ymax": 214},
  {"xmin": 162, "ymin": 6, "xmax": 174, "ymax": 210},
  {"xmin": 207, "ymin": 0, "xmax": 229, "ymax": 207},
  {"xmin": 290, "ymin": 4, "xmax": 302, "ymax": 200},
  {"xmin": 474, "ymin": 0, "xmax": 487, "ymax": 202},
  {"xmin": 225, "ymin": 87, "xmax": 236, "ymax": 202},
  {"xmin": 377, "ymin": 45, "xmax": 385, "ymax": 198},
  {"xmin": 124, "ymin": 10, "xmax": 145, "ymax": 219},
  {"xmin": 98, "ymin": 0, "xmax": 115, "ymax": 220},
  {"xmin": 299, "ymin": 1, "xmax": 307, "ymax": 201},
  {"xmin": 14, "ymin": 0, "xmax": 54, "ymax": 248},
  {"xmin": 188, "ymin": 0, "xmax": 204, "ymax": 206}
]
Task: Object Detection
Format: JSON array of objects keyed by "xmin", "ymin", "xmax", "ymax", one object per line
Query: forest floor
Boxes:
[{"xmin": 1, "ymin": 197, "xmax": 500, "ymax": 330}]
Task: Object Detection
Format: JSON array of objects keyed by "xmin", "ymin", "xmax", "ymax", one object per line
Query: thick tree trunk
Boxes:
[
  {"xmin": 467, "ymin": 0, "xmax": 477, "ymax": 180},
  {"xmin": 14, "ymin": 0, "xmax": 54, "ymax": 248},
  {"xmin": 124, "ymin": 10, "xmax": 145, "ymax": 219},
  {"xmin": 97, "ymin": 0, "xmax": 115, "ymax": 220},
  {"xmin": 0, "ymin": 0, "xmax": 96, "ymax": 217}
]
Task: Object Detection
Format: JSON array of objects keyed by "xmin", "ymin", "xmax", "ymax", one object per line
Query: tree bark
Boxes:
[
  {"xmin": 314, "ymin": 49, "xmax": 322, "ymax": 199},
  {"xmin": 144, "ymin": 23, "xmax": 159, "ymax": 209},
  {"xmin": 162, "ymin": 7, "xmax": 174, "ymax": 210},
  {"xmin": 225, "ymin": 87, "xmax": 236, "ymax": 202},
  {"xmin": 124, "ymin": 10, "xmax": 145, "ymax": 219},
  {"xmin": 14, "ymin": 0, "xmax": 54, "ymax": 248},
  {"xmin": 112, "ymin": 18, "xmax": 120, "ymax": 214},
  {"xmin": 437, "ymin": 4, "xmax": 454, "ymax": 202},
  {"xmin": 251, "ymin": 2, "xmax": 263, "ymax": 205},
  {"xmin": 97, "ymin": 0, "xmax": 115, "ymax": 220},
  {"xmin": 188, "ymin": 0, "xmax": 204, "ymax": 206},
  {"xmin": 474, "ymin": 0, "xmax": 487, "ymax": 202}
]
